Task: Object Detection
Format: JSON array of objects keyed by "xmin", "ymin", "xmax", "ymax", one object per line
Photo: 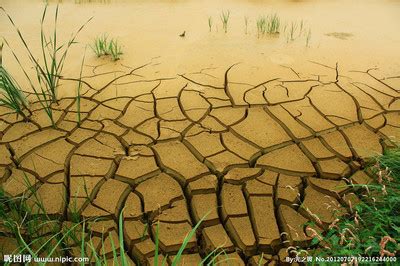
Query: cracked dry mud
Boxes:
[{"xmin": 1, "ymin": 61, "xmax": 399, "ymax": 265}]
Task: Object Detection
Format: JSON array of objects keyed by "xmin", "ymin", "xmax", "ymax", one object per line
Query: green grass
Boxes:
[
  {"xmin": 306, "ymin": 28, "xmax": 312, "ymax": 47},
  {"xmin": 220, "ymin": 10, "xmax": 230, "ymax": 33},
  {"xmin": 244, "ymin": 16, "xmax": 249, "ymax": 34},
  {"xmin": 1, "ymin": 172, "xmax": 231, "ymax": 265},
  {"xmin": 91, "ymin": 34, "xmax": 123, "ymax": 61},
  {"xmin": 302, "ymin": 145, "xmax": 400, "ymax": 263},
  {"xmin": 256, "ymin": 14, "xmax": 280, "ymax": 37},
  {"xmin": 1, "ymin": 5, "xmax": 91, "ymax": 103},
  {"xmin": 208, "ymin": 16, "xmax": 213, "ymax": 32},
  {"xmin": 76, "ymin": 49, "xmax": 86, "ymax": 126},
  {"xmin": 0, "ymin": 44, "xmax": 29, "ymax": 120}
]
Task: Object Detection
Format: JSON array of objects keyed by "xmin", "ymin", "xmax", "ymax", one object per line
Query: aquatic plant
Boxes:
[
  {"xmin": 76, "ymin": 50, "xmax": 86, "ymax": 126},
  {"xmin": 1, "ymin": 5, "xmax": 91, "ymax": 103},
  {"xmin": 0, "ymin": 43, "xmax": 30, "ymax": 120},
  {"xmin": 91, "ymin": 34, "xmax": 109, "ymax": 57},
  {"xmin": 256, "ymin": 16, "xmax": 266, "ymax": 38},
  {"xmin": 91, "ymin": 34, "xmax": 123, "ymax": 61},
  {"xmin": 220, "ymin": 10, "xmax": 230, "ymax": 33},
  {"xmin": 208, "ymin": 16, "xmax": 213, "ymax": 32},
  {"xmin": 306, "ymin": 28, "xmax": 312, "ymax": 47},
  {"xmin": 109, "ymin": 39, "xmax": 123, "ymax": 61},
  {"xmin": 244, "ymin": 16, "xmax": 249, "ymax": 34},
  {"xmin": 266, "ymin": 13, "xmax": 280, "ymax": 34},
  {"xmin": 256, "ymin": 14, "xmax": 280, "ymax": 37}
]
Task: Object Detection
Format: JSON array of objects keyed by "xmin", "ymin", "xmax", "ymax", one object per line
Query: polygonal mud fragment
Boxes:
[
  {"xmin": 156, "ymin": 98, "xmax": 186, "ymax": 121},
  {"xmin": 320, "ymin": 130, "xmax": 353, "ymax": 159},
  {"xmin": 283, "ymin": 99, "xmax": 335, "ymax": 132},
  {"xmin": 0, "ymin": 145, "xmax": 12, "ymax": 165},
  {"xmin": 350, "ymin": 170, "xmax": 374, "ymax": 186},
  {"xmin": 70, "ymin": 155, "xmax": 116, "ymax": 177},
  {"xmin": 191, "ymin": 194, "xmax": 219, "ymax": 226},
  {"xmin": 257, "ymin": 144, "xmax": 315, "ymax": 175},
  {"xmin": 135, "ymin": 173, "xmax": 183, "ymax": 215},
  {"xmin": 276, "ymin": 175, "xmax": 302, "ymax": 205},
  {"xmin": 168, "ymin": 253, "xmax": 202, "ymax": 265},
  {"xmin": 308, "ymin": 177, "xmax": 349, "ymax": 199},
  {"xmin": 221, "ymin": 131, "xmax": 259, "ymax": 160},
  {"xmin": 70, "ymin": 176, "xmax": 103, "ymax": 199},
  {"xmin": 200, "ymin": 116, "xmax": 227, "ymax": 132},
  {"xmin": 124, "ymin": 220, "xmax": 148, "ymax": 249},
  {"xmin": 248, "ymin": 254, "xmax": 273, "ymax": 265},
  {"xmin": 244, "ymin": 178, "xmax": 273, "ymax": 196},
  {"xmin": 214, "ymin": 252, "xmax": 245, "ymax": 266},
  {"xmin": 186, "ymin": 174, "xmax": 218, "ymax": 194},
  {"xmin": 278, "ymin": 205, "xmax": 311, "ymax": 247},
  {"xmin": 342, "ymin": 192, "xmax": 361, "ymax": 208},
  {"xmin": 151, "ymin": 221, "xmax": 197, "ymax": 253},
  {"xmin": 379, "ymin": 124, "xmax": 400, "ymax": 141},
  {"xmin": 256, "ymin": 171, "xmax": 279, "ymax": 186},
  {"xmin": 209, "ymin": 107, "xmax": 246, "ymax": 126},
  {"xmin": 119, "ymin": 101, "xmax": 155, "ymax": 128},
  {"xmin": 27, "ymin": 183, "xmax": 66, "ymax": 215},
  {"xmin": 154, "ymin": 141, "xmax": 209, "ymax": 182},
  {"xmin": 248, "ymin": 196, "xmax": 280, "ymax": 251},
  {"xmin": 156, "ymin": 199, "xmax": 191, "ymax": 223},
  {"xmin": 224, "ymin": 216, "xmax": 257, "ymax": 255},
  {"xmin": 302, "ymin": 138, "xmax": 335, "ymax": 160},
  {"xmin": 202, "ymin": 224, "xmax": 234, "ymax": 253},
  {"xmin": 124, "ymin": 193, "xmax": 143, "ymax": 219},
  {"xmin": 159, "ymin": 120, "xmax": 191, "ymax": 140},
  {"xmin": 231, "ymin": 107, "xmax": 291, "ymax": 148},
  {"xmin": 1, "ymin": 122, "xmax": 38, "ymax": 142},
  {"xmin": 309, "ymin": 84, "xmax": 359, "ymax": 126},
  {"xmin": 224, "ymin": 167, "xmax": 261, "ymax": 184},
  {"xmin": 116, "ymin": 156, "xmax": 160, "ymax": 184},
  {"xmin": 185, "ymin": 132, "xmax": 224, "ymax": 158},
  {"xmin": 136, "ymin": 117, "xmax": 159, "ymax": 140},
  {"xmin": 20, "ymin": 139, "xmax": 74, "ymax": 177},
  {"xmin": 267, "ymin": 105, "xmax": 313, "ymax": 140},
  {"xmin": 180, "ymin": 90, "xmax": 210, "ymax": 121},
  {"xmin": 317, "ymin": 158, "xmax": 351, "ymax": 179},
  {"xmin": 2, "ymin": 169, "xmax": 38, "ymax": 197},
  {"xmin": 67, "ymin": 128, "xmax": 97, "ymax": 144},
  {"xmin": 301, "ymin": 186, "xmax": 346, "ymax": 225},
  {"xmin": 90, "ymin": 104, "xmax": 121, "ymax": 120},
  {"xmin": 342, "ymin": 124, "xmax": 382, "ymax": 159},
  {"xmin": 131, "ymin": 237, "xmax": 156, "ymax": 264},
  {"xmin": 221, "ymin": 183, "xmax": 248, "ymax": 218},
  {"xmin": 122, "ymin": 130, "xmax": 153, "ymax": 145},
  {"xmin": 205, "ymin": 151, "xmax": 247, "ymax": 173},
  {"xmin": 9, "ymin": 129, "xmax": 66, "ymax": 158},
  {"xmin": 76, "ymin": 133, "xmax": 125, "ymax": 158},
  {"xmin": 91, "ymin": 179, "xmax": 130, "ymax": 215}
]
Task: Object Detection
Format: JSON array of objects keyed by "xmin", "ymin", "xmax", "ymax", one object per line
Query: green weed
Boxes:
[
  {"xmin": 0, "ymin": 44, "xmax": 29, "ymax": 120},
  {"xmin": 91, "ymin": 34, "xmax": 123, "ymax": 61},
  {"xmin": 303, "ymin": 145, "xmax": 400, "ymax": 262},
  {"xmin": 1, "ymin": 5, "xmax": 91, "ymax": 103},
  {"xmin": 220, "ymin": 10, "xmax": 230, "ymax": 33}
]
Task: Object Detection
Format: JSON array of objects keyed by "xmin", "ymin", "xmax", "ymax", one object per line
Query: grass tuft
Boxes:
[
  {"xmin": 208, "ymin": 16, "xmax": 213, "ymax": 32},
  {"xmin": 301, "ymin": 145, "xmax": 400, "ymax": 261},
  {"xmin": 91, "ymin": 34, "xmax": 123, "ymax": 61},
  {"xmin": 220, "ymin": 10, "xmax": 230, "ymax": 33}
]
